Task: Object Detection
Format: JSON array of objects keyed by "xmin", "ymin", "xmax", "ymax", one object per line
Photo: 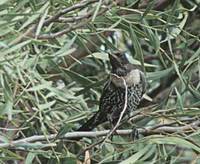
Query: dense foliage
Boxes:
[{"xmin": 0, "ymin": 0, "xmax": 200, "ymax": 163}]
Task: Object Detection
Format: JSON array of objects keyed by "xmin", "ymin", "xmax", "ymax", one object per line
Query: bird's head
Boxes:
[
  {"xmin": 109, "ymin": 52, "xmax": 131, "ymax": 76},
  {"xmin": 109, "ymin": 52, "xmax": 146, "ymax": 89}
]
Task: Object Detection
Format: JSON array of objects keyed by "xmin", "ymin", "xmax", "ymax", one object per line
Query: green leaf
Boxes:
[
  {"xmin": 129, "ymin": 25, "xmax": 145, "ymax": 72},
  {"xmin": 19, "ymin": 2, "xmax": 49, "ymax": 31},
  {"xmin": 173, "ymin": 61, "xmax": 185, "ymax": 87},
  {"xmin": 1, "ymin": 148, "xmax": 23, "ymax": 160},
  {"xmin": 174, "ymin": 87, "xmax": 184, "ymax": 110},
  {"xmin": 0, "ymin": 0, "xmax": 9, "ymax": 5},
  {"xmin": 120, "ymin": 145, "xmax": 152, "ymax": 164},
  {"xmin": 38, "ymin": 100, "xmax": 56, "ymax": 110},
  {"xmin": 75, "ymin": 78, "xmax": 105, "ymax": 96},
  {"xmin": 25, "ymin": 152, "xmax": 36, "ymax": 164},
  {"xmin": 27, "ymin": 81, "xmax": 52, "ymax": 91},
  {"xmin": 35, "ymin": 7, "xmax": 49, "ymax": 37},
  {"xmin": 1, "ymin": 40, "xmax": 31, "ymax": 57},
  {"xmin": 0, "ymin": 74, "xmax": 13, "ymax": 120},
  {"xmin": 55, "ymin": 124, "xmax": 71, "ymax": 140},
  {"xmin": 143, "ymin": 19, "xmax": 160, "ymax": 53},
  {"xmin": 185, "ymin": 47, "xmax": 200, "ymax": 66},
  {"xmin": 63, "ymin": 69, "xmax": 94, "ymax": 86},
  {"xmin": 49, "ymin": 87, "xmax": 77, "ymax": 101},
  {"xmin": 147, "ymin": 67, "xmax": 174, "ymax": 80},
  {"xmin": 149, "ymin": 136, "xmax": 200, "ymax": 153},
  {"xmin": 141, "ymin": 0, "xmax": 157, "ymax": 20},
  {"xmin": 92, "ymin": 0, "xmax": 102, "ymax": 22}
]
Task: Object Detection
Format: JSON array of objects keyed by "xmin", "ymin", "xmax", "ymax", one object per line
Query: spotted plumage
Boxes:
[{"xmin": 77, "ymin": 52, "xmax": 146, "ymax": 131}]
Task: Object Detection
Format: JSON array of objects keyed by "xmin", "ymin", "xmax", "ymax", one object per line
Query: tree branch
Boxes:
[
  {"xmin": 2, "ymin": 120, "xmax": 199, "ymax": 149},
  {"xmin": 43, "ymin": 0, "xmax": 99, "ymax": 26},
  {"xmin": 10, "ymin": 0, "xmax": 106, "ymax": 44}
]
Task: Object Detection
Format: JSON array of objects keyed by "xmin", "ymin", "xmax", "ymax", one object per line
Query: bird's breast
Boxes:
[{"xmin": 110, "ymin": 69, "xmax": 141, "ymax": 88}]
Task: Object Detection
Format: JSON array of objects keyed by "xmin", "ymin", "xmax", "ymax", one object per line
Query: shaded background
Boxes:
[{"xmin": 0, "ymin": 0, "xmax": 200, "ymax": 163}]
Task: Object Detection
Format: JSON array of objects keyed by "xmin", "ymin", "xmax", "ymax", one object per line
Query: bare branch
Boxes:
[
  {"xmin": 34, "ymin": 5, "xmax": 110, "ymax": 39},
  {"xmin": 35, "ymin": 21, "xmax": 89, "ymax": 39},
  {"xmin": 11, "ymin": 0, "xmax": 107, "ymax": 44},
  {"xmin": 43, "ymin": 0, "xmax": 99, "ymax": 26},
  {"xmin": 1, "ymin": 120, "xmax": 199, "ymax": 149},
  {"xmin": 52, "ymin": 10, "xmax": 94, "ymax": 23}
]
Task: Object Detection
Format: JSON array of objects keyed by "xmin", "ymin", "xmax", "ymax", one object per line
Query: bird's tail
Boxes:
[{"xmin": 77, "ymin": 112, "xmax": 106, "ymax": 131}]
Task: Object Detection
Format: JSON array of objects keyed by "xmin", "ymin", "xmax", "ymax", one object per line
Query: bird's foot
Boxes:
[
  {"xmin": 131, "ymin": 127, "xmax": 140, "ymax": 141},
  {"xmin": 109, "ymin": 128, "xmax": 118, "ymax": 141}
]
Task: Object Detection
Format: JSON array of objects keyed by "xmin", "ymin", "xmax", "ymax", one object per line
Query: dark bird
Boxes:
[{"xmin": 77, "ymin": 52, "xmax": 146, "ymax": 131}]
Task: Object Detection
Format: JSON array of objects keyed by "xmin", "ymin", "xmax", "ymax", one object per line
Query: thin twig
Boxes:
[
  {"xmin": 34, "ymin": 5, "xmax": 111, "ymax": 39},
  {"xmin": 10, "ymin": 0, "xmax": 102, "ymax": 44},
  {"xmin": 43, "ymin": 0, "xmax": 99, "ymax": 26},
  {"xmin": 36, "ymin": 21, "xmax": 89, "ymax": 39},
  {"xmin": 52, "ymin": 10, "xmax": 93, "ymax": 23}
]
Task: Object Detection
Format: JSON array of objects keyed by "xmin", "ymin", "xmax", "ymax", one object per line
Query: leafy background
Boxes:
[{"xmin": 0, "ymin": 0, "xmax": 200, "ymax": 163}]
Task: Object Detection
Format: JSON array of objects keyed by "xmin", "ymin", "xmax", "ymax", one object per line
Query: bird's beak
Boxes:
[{"xmin": 108, "ymin": 53, "xmax": 122, "ymax": 68}]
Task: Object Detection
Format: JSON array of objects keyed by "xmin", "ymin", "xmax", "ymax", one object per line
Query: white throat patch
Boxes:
[{"xmin": 111, "ymin": 69, "xmax": 141, "ymax": 88}]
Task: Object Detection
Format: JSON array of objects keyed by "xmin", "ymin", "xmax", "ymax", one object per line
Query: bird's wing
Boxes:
[{"xmin": 99, "ymin": 79, "xmax": 116, "ymax": 111}]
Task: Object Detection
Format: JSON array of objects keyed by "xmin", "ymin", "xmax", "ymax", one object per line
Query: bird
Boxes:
[{"xmin": 77, "ymin": 51, "xmax": 146, "ymax": 131}]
